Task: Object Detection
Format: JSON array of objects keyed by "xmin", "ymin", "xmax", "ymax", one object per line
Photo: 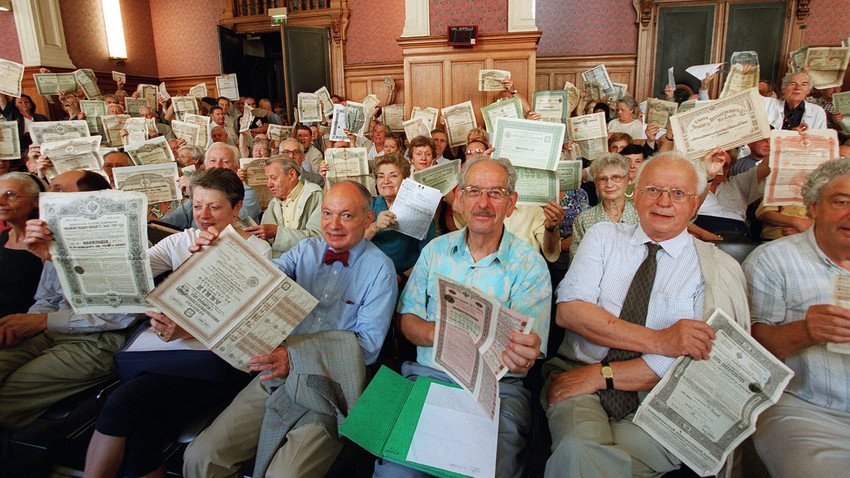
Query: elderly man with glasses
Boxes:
[
  {"xmin": 278, "ymin": 138, "xmax": 325, "ymax": 189},
  {"xmin": 541, "ymin": 152, "xmax": 750, "ymax": 477},
  {"xmin": 373, "ymin": 156, "xmax": 551, "ymax": 478}
]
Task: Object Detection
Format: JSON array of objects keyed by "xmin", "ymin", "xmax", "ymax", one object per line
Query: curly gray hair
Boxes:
[{"xmin": 802, "ymin": 157, "xmax": 850, "ymax": 217}]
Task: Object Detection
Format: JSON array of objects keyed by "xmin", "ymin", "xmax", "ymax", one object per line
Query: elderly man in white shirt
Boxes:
[{"xmin": 763, "ymin": 72, "xmax": 827, "ymax": 131}]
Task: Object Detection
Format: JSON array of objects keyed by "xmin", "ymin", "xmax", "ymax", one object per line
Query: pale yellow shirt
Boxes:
[
  {"xmin": 453, "ymin": 204, "xmax": 558, "ymax": 262},
  {"xmin": 281, "ymin": 181, "xmax": 305, "ymax": 228}
]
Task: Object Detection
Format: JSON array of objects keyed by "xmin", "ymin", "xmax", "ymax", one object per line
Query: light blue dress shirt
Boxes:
[
  {"xmin": 273, "ymin": 237, "xmax": 398, "ymax": 365},
  {"xmin": 399, "ymin": 227, "xmax": 552, "ymax": 375}
]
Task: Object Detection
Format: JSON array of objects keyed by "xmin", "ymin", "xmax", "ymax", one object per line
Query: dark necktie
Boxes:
[
  {"xmin": 598, "ymin": 242, "xmax": 662, "ymax": 420},
  {"xmin": 323, "ymin": 249, "xmax": 349, "ymax": 267}
]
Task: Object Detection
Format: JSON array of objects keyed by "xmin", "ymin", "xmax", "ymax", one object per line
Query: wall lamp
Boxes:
[{"xmin": 101, "ymin": 0, "xmax": 127, "ymax": 63}]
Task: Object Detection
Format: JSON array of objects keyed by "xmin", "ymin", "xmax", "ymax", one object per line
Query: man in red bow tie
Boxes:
[{"xmin": 185, "ymin": 180, "xmax": 398, "ymax": 477}]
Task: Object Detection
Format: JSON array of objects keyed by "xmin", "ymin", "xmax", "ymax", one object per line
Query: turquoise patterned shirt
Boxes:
[{"xmin": 399, "ymin": 227, "xmax": 552, "ymax": 376}]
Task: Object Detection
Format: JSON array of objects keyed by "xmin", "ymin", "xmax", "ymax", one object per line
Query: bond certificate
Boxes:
[
  {"xmin": 146, "ymin": 225, "xmax": 318, "ymax": 372},
  {"xmin": 481, "ymin": 97, "xmax": 522, "ymax": 132},
  {"xmin": 40, "ymin": 135, "xmax": 103, "ymax": 180},
  {"xmin": 80, "ymin": 100, "xmax": 107, "ymax": 134},
  {"xmin": 478, "ymin": 69, "xmax": 511, "ymax": 92},
  {"xmin": 74, "ymin": 69, "xmax": 101, "ymax": 99},
  {"xmin": 806, "ymin": 47, "xmax": 850, "ymax": 89},
  {"xmin": 125, "ymin": 136, "xmax": 176, "ymax": 165},
  {"xmin": 532, "ymin": 90, "xmax": 568, "ymax": 124},
  {"xmin": 411, "ymin": 159, "xmax": 461, "ymax": 196},
  {"xmin": 112, "ymin": 162, "xmax": 180, "ymax": 204},
  {"xmin": 325, "ymin": 147, "xmax": 368, "ymax": 178},
  {"xmin": 0, "ymin": 59, "xmax": 24, "ymax": 97},
  {"xmin": 171, "ymin": 120, "xmax": 203, "ymax": 147},
  {"xmin": 33, "ymin": 73, "xmax": 78, "ymax": 96},
  {"xmin": 764, "ymin": 129, "xmax": 839, "ymax": 206},
  {"xmin": 442, "ymin": 101, "xmax": 477, "ymax": 148},
  {"xmin": 670, "ymin": 88, "xmax": 769, "ymax": 161},
  {"xmin": 433, "ymin": 274, "xmax": 533, "ymax": 420},
  {"xmin": 298, "ymin": 92, "xmax": 322, "ymax": 124},
  {"xmin": 581, "ymin": 64, "xmax": 615, "ymax": 96},
  {"xmin": 568, "ymin": 112, "xmax": 608, "ymax": 162},
  {"xmin": 634, "ymin": 310, "xmax": 793, "ymax": 477},
  {"xmin": 514, "ymin": 167, "xmax": 558, "ymax": 206},
  {"xmin": 101, "ymin": 115, "xmax": 130, "ymax": 148},
  {"xmin": 40, "ymin": 189, "xmax": 154, "ymax": 314},
  {"xmin": 344, "ymin": 100, "xmax": 367, "ymax": 136},
  {"xmin": 239, "ymin": 157, "xmax": 269, "ymax": 188},
  {"xmin": 216, "ymin": 74, "xmax": 239, "ymax": 100},
  {"xmin": 188, "ymin": 83, "xmax": 207, "ymax": 99},
  {"xmin": 827, "ymin": 275, "xmax": 850, "ymax": 354},
  {"xmin": 411, "ymin": 106, "xmax": 439, "ymax": 132},
  {"xmin": 557, "ymin": 160, "xmax": 583, "ymax": 192},
  {"xmin": 30, "ymin": 120, "xmax": 90, "ymax": 145},
  {"xmin": 402, "ymin": 117, "xmax": 430, "ymax": 140},
  {"xmin": 492, "ymin": 117, "xmax": 565, "ymax": 172},
  {"xmin": 0, "ymin": 120, "xmax": 20, "ymax": 160},
  {"xmin": 645, "ymin": 98, "xmax": 679, "ymax": 129}
]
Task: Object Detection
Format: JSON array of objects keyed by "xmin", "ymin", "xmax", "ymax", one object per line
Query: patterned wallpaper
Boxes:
[
  {"xmin": 806, "ymin": 0, "xmax": 850, "ymax": 45},
  {"xmin": 537, "ymin": 0, "xmax": 637, "ymax": 56},
  {"xmin": 149, "ymin": 0, "xmax": 225, "ymax": 77},
  {"xmin": 0, "ymin": 11, "xmax": 22, "ymax": 63},
  {"xmin": 59, "ymin": 0, "xmax": 159, "ymax": 77},
  {"xmin": 429, "ymin": 0, "xmax": 507, "ymax": 36},
  {"xmin": 346, "ymin": 0, "xmax": 406, "ymax": 64}
]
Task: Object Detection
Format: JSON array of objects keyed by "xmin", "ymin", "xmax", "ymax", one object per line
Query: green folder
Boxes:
[{"xmin": 340, "ymin": 366, "xmax": 469, "ymax": 478}]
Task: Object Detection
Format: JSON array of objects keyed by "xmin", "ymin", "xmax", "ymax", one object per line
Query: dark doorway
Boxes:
[
  {"xmin": 282, "ymin": 26, "xmax": 331, "ymax": 120},
  {"xmin": 217, "ymin": 26, "xmax": 285, "ymax": 104}
]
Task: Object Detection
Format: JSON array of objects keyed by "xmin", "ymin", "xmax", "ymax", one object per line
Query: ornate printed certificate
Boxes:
[
  {"xmin": 112, "ymin": 162, "xmax": 180, "ymax": 204},
  {"xmin": 30, "ymin": 120, "xmax": 90, "ymax": 145},
  {"xmin": 833, "ymin": 91, "xmax": 850, "ymax": 115},
  {"xmin": 611, "ymin": 82, "xmax": 628, "ymax": 102},
  {"xmin": 764, "ymin": 129, "xmax": 839, "ymax": 206},
  {"xmin": 344, "ymin": 100, "xmax": 367, "ymax": 136},
  {"xmin": 481, "ymin": 97, "xmax": 522, "ymax": 132},
  {"xmin": 492, "ymin": 117, "xmax": 565, "ymax": 172},
  {"xmin": 267, "ymin": 124, "xmax": 293, "ymax": 142},
  {"xmin": 563, "ymin": 81, "xmax": 581, "ymax": 114},
  {"xmin": 442, "ymin": 101, "xmax": 478, "ymax": 148},
  {"xmin": 806, "ymin": 47, "xmax": 850, "ymax": 89},
  {"xmin": 33, "ymin": 73, "xmax": 78, "ymax": 96},
  {"xmin": 382, "ymin": 104, "xmax": 405, "ymax": 132},
  {"xmin": 125, "ymin": 136, "xmax": 176, "ymax": 165},
  {"xmin": 478, "ymin": 69, "xmax": 511, "ymax": 91},
  {"xmin": 0, "ymin": 121, "xmax": 20, "ymax": 160},
  {"xmin": 645, "ymin": 98, "xmax": 679, "ymax": 129},
  {"xmin": 556, "ymin": 160, "xmax": 583, "ymax": 192},
  {"xmin": 581, "ymin": 64, "xmax": 615, "ymax": 96},
  {"xmin": 171, "ymin": 119, "xmax": 203, "ymax": 147},
  {"xmin": 328, "ymin": 104, "xmax": 348, "ymax": 142},
  {"xmin": 634, "ymin": 310, "xmax": 793, "ymax": 477},
  {"xmin": 298, "ymin": 92, "xmax": 322, "ymax": 124},
  {"xmin": 670, "ymin": 88, "xmax": 770, "ymax": 161},
  {"xmin": 719, "ymin": 62, "xmax": 759, "ymax": 99},
  {"xmin": 121, "ymin": 118, "xmax": 152, "ymax": 146},
  {"xmin": 0, "ymin": 59, "xmax": 24, "ymax": 97},
  {"xmin": 411, "ymin": 106, "xmax": 439, "ymax": 132},
  {"xmin": 325, "ymin": 147, "xmax": 368, "ymax": 178},
  {"xmin": 216, "ymin": 74, "xmax": 239, "ymax": 100},
  {"xmin": 74, "ymin": 69, "xmax": 101, "ymax": 99},
  {"xmin": 514, "ymin": 167, "xmax": 558, "ymax": 205},
  {"xmin": 40, "ymin": 135, "xmax": 104, "ymax": 180},
  {"xmin": 124, "ymin": 97, "xmax": 150, "ymax": 117},
  {"xmin": 40, "ymin": 189, "xmax": 154, "ymax": 314},
  {"xmin": 568, "ymin": 112, "xmax": 608, "ymax": 162},
  {"xmin": 533, "ymin": 90, "xmax": 568, "ymax": 125},
  {"xmin": 80, "ymin": 100, "xmax": 107, "ymax": 134},
  {"xmin": 146, "ymin": 225, "xmax": 318, "ymax": 371},
  {"xmin": 188, "ymin": 83, "xmax": 207, "ymax": 99},
  {"xmin": 171, "ymin": 96, "xmax": 198, "ymax": 121},
  {"xmin": 403, "ymin": 117, "xmax": 430, "ymax": 140},
  {"xmin": 411, "ymin": 159, "xmax": 461, "ymax": 196},
  {"xmin": 183, "ymin": 113, "xmax": 210, "ymax": 147},
  {"xmin": 111, "ymin": 71, "xmax": 126, "ymax": 83},
  {"xmin": 101, "ymin": 114, "xmax": 130, "ymax": 147},
  {"xmin": 314, "ymin": 86, "xmax": 333, "ymax": 120},
  {"xmin": 239, "ymin": 157, "xmax": 269, "ymax": 188}
]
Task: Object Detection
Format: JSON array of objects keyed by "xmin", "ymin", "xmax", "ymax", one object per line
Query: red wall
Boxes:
[
  {"xmin": 59, "ymin": 0, "xmax": 159, "ymax": 76},
  {"xmin": 346, "ymin": 0, "xmax": 406, "ymax": 64},
  {"xmin": 0, "ymin": 11, "xmax": 22, "ymax": 63},
  {"xmin": 429, "ymin": 0, "xmax": 508, "ymax": 36},
  {"xmin": 149, "ymin": 0, "xmax": 225, "ymax": 77},
  {"xmin": 537, "ymin": 0, "xmax": 637, "ymax": 56},
  {"xmin": 806, "ymin": 0, "xmax": 850, "ymax": 45}
]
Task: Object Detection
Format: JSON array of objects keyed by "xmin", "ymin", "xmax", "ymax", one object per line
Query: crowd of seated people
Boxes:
[{"xmin": 2, "ymin": 45, "xmax": 850, "ymax": 478}]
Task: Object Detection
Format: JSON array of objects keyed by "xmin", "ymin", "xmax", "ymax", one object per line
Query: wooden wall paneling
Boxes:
[
  {"xmin": 449, "ymin": 60, "xmax": 486, "ymax": 125},
  {"xmin": 535, "ymin": 53, "xmax": 638, "ymax": 98},
  {"xmin": 342, "ymin": 62, "xmax": 405, "ymax": 105},
  {"xmin": 160, "ymin": 74, "xmax": 221, "ymax": 98},
  {"xmin": 408, "ymin": 61, "xmax": 444, "ymax": 113}
]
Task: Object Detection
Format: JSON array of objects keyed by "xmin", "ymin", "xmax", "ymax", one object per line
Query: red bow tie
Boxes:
[{"xmin": 323, "ymin": 249, "xmax": 349, "ymax": 267}]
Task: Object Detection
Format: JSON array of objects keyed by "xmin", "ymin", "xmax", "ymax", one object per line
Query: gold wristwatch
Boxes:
[{"xmin": 601, "ymin": 360, "xmax": 614, "ymax": 389}]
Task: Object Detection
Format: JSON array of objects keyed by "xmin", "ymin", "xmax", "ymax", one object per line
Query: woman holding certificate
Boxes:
[
  {"xmin": 365, "ymin": 153, "xmax": 436, "ymax": 284},
  {"xmin": 408, "ymin": 135, "xmax": 459, "ymax": 234},
  {"xmin": 0, "ymin": 172, "xmax": 45, "ymax": 318},
  {"xmin": 607, "ymin": 96, "xmax": 646, "ymax": 144},
  {"xmin": 0, "ymin": 93, "xmax": 49, "ymax": 157},
  {"xmin": 569, "ymin": 153, "xmax": 639, "ymax": 259},
  {"xmin": 83, "ymin": 168, "xmax": 271, "ymax": 478}
]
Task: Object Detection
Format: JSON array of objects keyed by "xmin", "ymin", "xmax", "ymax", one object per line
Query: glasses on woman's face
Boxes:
[
  {"xmin": 1, "ymin": 190, "xmax": 35, "ymax": 202},
  {"xmin": 595, "ymin": 174, "xmax": 627, "ymax": 184}
]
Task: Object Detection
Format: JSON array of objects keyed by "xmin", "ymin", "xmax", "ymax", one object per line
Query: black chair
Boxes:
[{"xmin": 713, "ymin": 240, "xmax": 761, "ymax": 264}]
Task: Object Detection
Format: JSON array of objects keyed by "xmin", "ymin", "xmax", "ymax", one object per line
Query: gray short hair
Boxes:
[
  {"xmin": 206, "ymin": 141, "xmax": 239, "ymax": 162},
  {"xmin": 781, "ymin": 71, "xmax": 811, "ymax": 89},
  {"xmin": 802, "ymin": 157, "xmax": 850, "ymax": 215},
  {"xmin": 458, "ymin": 157, "xmax": 517, "ymax": 194},
  {"xmin": 281, "ymin": 138, "xmax": 304, "ymax": 153},
  {"xmin": 178, "ymin": 145, "xmax": 204, "ymax": 163},
  {"xmin": 618, "ymin": 95, "xmax": 639, "ymax": 111},
  {"xmin": 635, "ymin": 151, "xmax": 708, "ymax": 196},
  {"xmin": 589, "ymin": 153, "xmax": 629, "ymax": 178},
  {"xmin": 0, "ymin": 172, "xmax": 41, "ymax": 198},
  {"xmin": 265, "ymin": 156, "xmax": 302, "ymax": 177}
]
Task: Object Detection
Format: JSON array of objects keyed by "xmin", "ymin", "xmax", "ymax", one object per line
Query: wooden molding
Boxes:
[
  {"xmin": 536, "ymin": 54, "xmax": 638, "ymax": 96},
  {"xmin": 343, "ymin": 62, "xmax": 405, "ymax": 104}
]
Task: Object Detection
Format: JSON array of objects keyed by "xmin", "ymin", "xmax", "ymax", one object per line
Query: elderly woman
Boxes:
[
  {"xmin": 83, "ymin": 168, "xmax": 267, "ymax": 478},
  {"xmin": 0, "ymin": 172, "xmax": 45, "ymax": 318},
  {"xmin": 570, "ymin": 153, "xmax": 640, "ymax": 259},
  {"xmin": 176, "ymin": 145, "xmax": 204, "ymax": 170},
  {"xmin": 365, "ymin": 153, "xmax": 436, "ymax": 283},
  {"xmin": 607, "ymin": 96, "xmax": 646, "ymax": 143},
  {"xmin": 409, "ymin": 135, "xmax": 437, "ymax": 172}
]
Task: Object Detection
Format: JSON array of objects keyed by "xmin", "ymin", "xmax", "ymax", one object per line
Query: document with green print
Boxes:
[
  {"xmin": 491, "ymin": 117, "xmax": 565, "ymax": 171},
  {"xmin": 556, "ymin": 160, "xmax": 583, "ymax": 192},
  {"xmin": 532, "ymin": 90, "xmax": 568, "ymax": 124},
  {"xmin": 514, "ymin": 167, "xmax": 557, "ymax": 205},
  {"xmin": 481, "ymin": 96, "xmax": 522, "ymax": 132}
]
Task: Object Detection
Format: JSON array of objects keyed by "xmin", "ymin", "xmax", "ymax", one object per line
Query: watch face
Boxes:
[{"xmin": 601, "ymin": 366, "xmax": 614, "ymax": 379}]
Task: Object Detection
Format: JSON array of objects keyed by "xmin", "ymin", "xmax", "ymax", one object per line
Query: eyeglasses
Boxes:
[
  {"xmin": 466, "ymin": 149, "xmax": 486, "ymax": 155},
  {"xmin": 1, "ymin": 190, "xmax": 36, "ymax": 202},
  {"xmin": 462, "ymin": 186, "xmax": 509, "ymax": 201},
  {"xmin": 595, "ymin": 174, "xmax": 627, "ymax": 184},
  {"xmin": 636, "ymin": 186, "xmax": 696, "ymax": 203},
  {"xmin": 280, "ymin": 149, "xmax": 300, "ymax": 156}
]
